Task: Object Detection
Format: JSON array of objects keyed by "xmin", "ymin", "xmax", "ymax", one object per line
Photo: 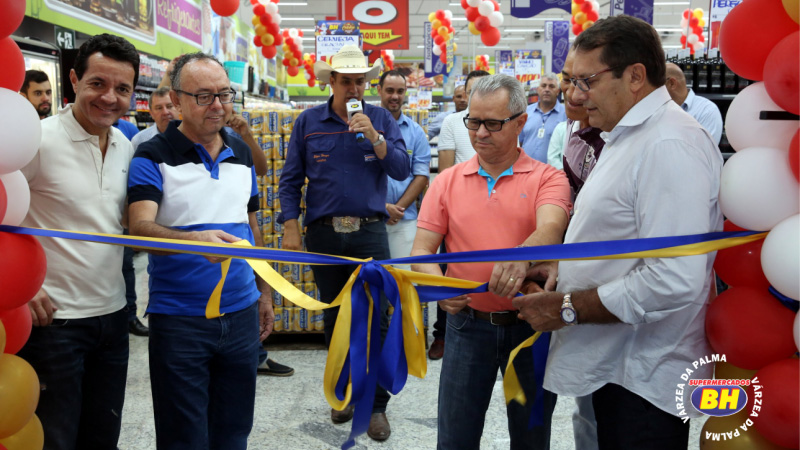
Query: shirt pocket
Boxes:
[{"xmin": 306, "ymin": 135, "xmax": 336, "ymax": 165}]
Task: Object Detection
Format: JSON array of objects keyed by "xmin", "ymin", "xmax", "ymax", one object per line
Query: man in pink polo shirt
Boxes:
[{"xmin": 411, "ymin": 74, "xmax": 571, "ymax": 449}]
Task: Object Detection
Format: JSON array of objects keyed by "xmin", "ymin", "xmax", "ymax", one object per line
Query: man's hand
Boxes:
[
  {"xmin": 526, "ymin": 260, "xmax": 559, "ymax": 291},
  {"xmin": 190, "ymin": 229, "xmax": 240, "ymax": 263},
  {"xmin": 386, "ymin": 203, "xmax": 405, "ymax": 225},
  {"xmin": 348, "ymin": 113, "xmax": 378, "ymax": 143},
  {"xmin": 439, "ymin": 295, "xmax": 471, "ymax": 315},
  {"xmin": 512, "ymin": 291, "xmax": 565, "ymax": 332},
  {"xmin": 488, "ymin": 261, "xmax": 529, "ymax": 299},
  {"xmin": 29, "ymin": 288, "xmax": 57, "ymax": 327},
  {"xmin": 258, "ymin": 292, "xmax": 274, "ymax": 341},
  {"xmin": 282, "ymin": 221, "xmax": 302, "ymax": 251},
  {"xmin": 227, "ymin": 114, "xmax": 252, "ymax": 139}
]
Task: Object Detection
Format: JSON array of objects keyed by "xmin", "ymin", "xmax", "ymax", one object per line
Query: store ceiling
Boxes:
[{"xmin": 258, "ymin": 0, "xmax": 713, "ymax": 60}]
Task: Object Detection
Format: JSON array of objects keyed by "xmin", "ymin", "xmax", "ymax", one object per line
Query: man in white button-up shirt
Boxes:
[{"xmin": 514, "ymin": 16, "xmax": 723, "ymax": 450}]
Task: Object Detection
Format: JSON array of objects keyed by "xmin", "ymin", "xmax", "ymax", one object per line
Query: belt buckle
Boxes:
[
  {"xmin": 489, "ymin": 311, "xmax": 506, "ymax": 326},
  {"xmin": 332, "ymin": 216, "xmax": 360, "ymax": 233}
]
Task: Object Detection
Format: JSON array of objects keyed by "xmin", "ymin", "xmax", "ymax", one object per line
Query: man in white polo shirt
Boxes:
[
  {"xmin": 19, "ymin": 34, "xmax": 139, "ymax": 450},
  {"xmin": 437, "ymin": 70, "xmax": 490, "ymax": 172}
]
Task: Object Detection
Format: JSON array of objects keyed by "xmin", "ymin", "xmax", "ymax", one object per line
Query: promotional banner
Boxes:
[
  {"xmin": 316, "ymin": 20, "xmax": 361, "ymax": 60},
  {"xmin": 609, "ymin": 0, "xmax": 655, "ymax": 24},
  {"xmin": 341, "ymin": 0, "xmax": 409, "ymax": 50},
  {"xmin": 709, "ymin": 0, "xmax": 741, "ymax": 49},
  {"xmin": 156, "ymin": 0, "xmax": 202, "ymax": 47},
  {"xmin": 496, "ymin": 50, "xmax": 514, "ymax": 77},
  {"xmin": 44, "ymin": 0, "xmax": 156, "ymax": 44},
  {"xmin": 423, "ymin": 22, "xmax": 447, "ymax": 78},
  {"xmin": 510, "ymin": 0, "xmax": 570, "ymax": 18},
  {"xmin": 417, "ymin": 87, "xmax": 432, "ymax": 109},
  {"xmin": 545, "ymin": 20, "xmax": 570, "ymax": 75},
  {"xmin": 515, "ymin": 49, "xmax": 543, "ymax": 83}
]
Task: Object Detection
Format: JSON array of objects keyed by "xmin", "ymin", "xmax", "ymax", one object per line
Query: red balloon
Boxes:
[
  {"xmin": 273, "ymin": 33, "xmax": 283, "ymax": 46},
  {"xmin": 293, "ymin": 50, "xmax": 302, "ymax": 60},
  {"xmin": 491, "ymin": 0, "xmax": 499, "ymax": 10},
  {"xmin": 0, "ymin": 38, "xmax": 25, "ymax": 92},
  {"xmin": 474, "ymin": 16, "xmax": 490, "ymax": 32},
  {"xmin": 282, "ymin": 29, "xmax": 290, "ymax": 38},
  {"xmin": 789, "ymin": 129, "xmax": 799, "ymax": 182},
  {"xmin": 298, "ymin": 30, "xmax": 304, "ymax": 37},
  {"xmin": 262, "ymin": 45, "xmax": 277, "ymax": 59},
  {"xmin": 682, "ymin": 8, "xmax": 691, "ymax": 19},
  {"xmin": 587, "ymin": 10, "xmax": 599, "ymax": 22},
  {"xmin": 0, "ymin": 179, "xmax": 6, "ymax": 224},
  {"xmin": 436, "ymin": 10, "xmax": 446, "ymax": 20},
  {"xmin": 746, "ymin": 359, "xmax": 799, "ymax": 448},
  {"xmin": 706, "ymin": 287, "xmax": 796, "ymax": 370},
  {"xmin": 252, "ymin": 4, "xmax": 265, "ymax": 16},
  {"xmin": 713, "ymin": 226, "xmax": 770, "ymax": 290},
  {"xmin": 689, "ymin": 17, "xmax": 699, "ymax": 27},
  {"xmin": 0, "ymin": 233, "xmax": 47, "ymax": 312},
  {"xmin": 461, "ymin": 0, "xmax": 469, "ymax": 9},
  {"xmin": 480, "ymin": 26, "xmax": 501, "ymax": 46},
  {"xmin": 287, "ymin": 65, "xmax": 299, "ymax": 77},
  {"xmin": 0, "ymin": 303, "xmax": 31, "ymax": 354},
  {"xmin": 573, "ymin": 23, "xmax": 583, "ymax": 35},
  {"xmin": 719, "ymin": 0, "xmax": 797, "ymax": 81},
  {"xmin": 259, "ymin": 14, "xmax": 271, "ymax": 25},
  {"xmin": 254, "ymin": 35, "xmax": 263, "ymax": 47},
  {"xmin": 434, "ymin": 35, "xmax": 444, "ymax": 46},
  {"xmin": 250, "ymin": 0, "xmax": 257, "ymax": 4},
  {"xmin": 267, "ymin": 22, "xmax": 279, "ymax": 36},
  {"xmin": 763, "ymin": 31, "xmax": 799, "ymax": 115},
  {"xmin": 571, "ymin": 15, "xmax": 576, "ymax": 25},
  {"xmin": 307, "ymin": 80, "xmax": 315, "ymax": 87},
  {"xmin": 465, "ymin": 7, "xmax": 479, "ymax": 22},
  {"xmin": 448, "ymin": 25, "xmax": 455, "ymax": 33},
  {"xmin": 285, "ymin": 37, "xmax": 294, "ymax": 46},
  {"xmin": 680, "ymin": 35, "xmax": 687, "ymax": 46},
  {"xmin": 0, "ymin": 0, "xmax": 25, "ymax": 40},
  {"xmin": 282, "ymin": 58, "xmax": 290, "ymax": 67},
  {"xmin": 210, "ymin": 0, "xmax": 238, "ymax": 16},
  {"xmin": 581, "ymin": 1, "xmax": 593, "ymax": 13}
]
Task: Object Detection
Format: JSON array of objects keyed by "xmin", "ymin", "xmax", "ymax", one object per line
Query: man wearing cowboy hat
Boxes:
[{"xmin": 277, "ymin": 44, "xmax": 410, "ymax": 441}]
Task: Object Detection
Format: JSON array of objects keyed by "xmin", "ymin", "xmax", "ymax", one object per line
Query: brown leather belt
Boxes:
[
  {"xmin": 464, "ymin": 306, "xmax": 524, "ymax": 326},
  {"xmin": 321, "ymin": 215, "xmax": 382, "ymax": 226}
]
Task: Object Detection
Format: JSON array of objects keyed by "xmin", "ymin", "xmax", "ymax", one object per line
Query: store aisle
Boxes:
[{"xmin": 120, "ymin": 252, "xmax": 706, "ymax": 449}]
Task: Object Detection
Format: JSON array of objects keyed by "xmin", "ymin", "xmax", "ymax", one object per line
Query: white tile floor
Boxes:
[{"xmin": 120, "ymin": 252, "xmax": 707, "ymax": 449}]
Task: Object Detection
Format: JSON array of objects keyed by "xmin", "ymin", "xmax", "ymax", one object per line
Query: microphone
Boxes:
[{"xmin": 347, "ymin": 98, "xmax": 366, "ymax": 142}]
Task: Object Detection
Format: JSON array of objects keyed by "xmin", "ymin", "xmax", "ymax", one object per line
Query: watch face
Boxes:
[{"xmin": 561, "ymin": 307, "xmax": 576, "ymax": 323}]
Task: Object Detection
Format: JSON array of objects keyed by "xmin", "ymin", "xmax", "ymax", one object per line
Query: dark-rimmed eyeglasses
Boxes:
[
  {"xmin": 569, "ymin": 67, "xmax": 620, "ymax": 92},
  {"xmin": 176, "ymin": 89, "xmax": 237, "ymax": 106},
  {"xmin": 463, "ymin": 111, "xmax": 524, "ymax": 132}
]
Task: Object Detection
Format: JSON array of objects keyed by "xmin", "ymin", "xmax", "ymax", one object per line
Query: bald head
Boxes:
[{"xmin": 665, "ymin": 62, "xmax": 688, "ymax": 105}]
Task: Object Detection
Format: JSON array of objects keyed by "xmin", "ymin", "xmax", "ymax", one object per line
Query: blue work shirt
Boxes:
[
  {"xmin": 278, "ymin": 97, "xmax": 410, "ymax": 226},
  {"xmin": 519, "ymin": 101, "xmax": 566, "ymax": 163},
  {"xmin": 386, "ymin": 113, "xmax": 431, "ymax": 221},
  {"xmin": 113, "ymin": 119, "xmax": 139, "ymax": 141}
]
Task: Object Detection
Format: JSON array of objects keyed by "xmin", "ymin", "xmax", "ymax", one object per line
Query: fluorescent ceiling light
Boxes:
[
  {"xmin": 451, "ymin": 17, "xmax": 468, "ymax": 21},
  {"xmin": 653, "ymin": 1, "xmax": 690, "ymax": 4},
  {"xmin": 279, "ymin": 2, "xmax": 309, "ymax": 5},
  {"xmin": 478, "ymin": 45, "xmax": 511, "ymax": 49},
  {"xmin": 417, "ymin": 45, "xmax": 425, "ymax": 48},
  {"xmin": 280, "ymin": 17, "xmax": 315, "ymax": 21},
  {"xmin": 502, "ymin": 37, "xmax": 526, "ymax": 40},
  {"xmin": 299, "ymin": 28, "xmax": 315, "ymax": 32},
  {"xmin": 519, "ymin": 17, "xmax": 555, "ymax": 21}
]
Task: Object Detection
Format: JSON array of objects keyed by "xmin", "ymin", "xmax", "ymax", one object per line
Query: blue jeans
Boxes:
[
  {"xmin": 17, "ymin": 308, "xmax": 129, "ymax": 450},
  {"xmin": 437, "ymin": 309, "xmax": 556, "ymax": 450},
  {"xmin": 304, "ymin": 220, "xmax": 391, "ymax": 413},
  {"xmin": 148, "ymin": 301, "xmax": 260, "ymax": 450},
  {"xmin": 122, "ymin": 229, "xmax": 138, "ymax": 321}
]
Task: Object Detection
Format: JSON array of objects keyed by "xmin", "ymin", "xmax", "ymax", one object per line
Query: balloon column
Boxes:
[
  {"xmin": 251, "ymin": 0, "xmax": 283, "ymax": 59},
  {"xmin": 570, "ymin": 0, "xmax": 599, "ymax": 36},
  {"xmin": 381, "ymin": 50, "xmax": 395, "ymax": 72},
  {"xmin": 474, "ymin": 54, "xmax": 490, "ymax": 72},
  {"xmin": 0, "ymin": 1, "xmax": 46, "ymax": 449},
  {"xmin": 703, "ymin": 1, "xmax": 799, "ymax": 449},
  {"xmin": 281, "ymin": 28, "xmax": 305, "ymax": 77},
  {"xmin": 301, "ymin": 53, "xmax": 317, "ymax": 88},
  {"xmin": 461, "ymin": 0, "xmax": 503, "ymax": 47},
  {"xmin": 427, "ymin": 9, "xmax": 455, "ymax": 65},
  {"xmin": 679, "ymin": 8, "xmax": 705, "ymax": 56}
]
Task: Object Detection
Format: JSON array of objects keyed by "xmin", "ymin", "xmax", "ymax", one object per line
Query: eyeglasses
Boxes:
[
  {"xmin": 176, "ymin": 89, "xmax": 237, "ymax": 106},
  {"xmin": 463, "ymin": 111, "xmax": 524, "ymax": 132},
  {"xmin": 569, "ymin": 67, "xmax": 620, "ymax": 92}
]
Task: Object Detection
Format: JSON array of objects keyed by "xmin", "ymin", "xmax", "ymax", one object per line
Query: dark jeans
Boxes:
[
  {"xmin": 17, "ymin": 308, "xmax": 129, "ymax": 450},
  {"xmin": 305, "ymin": 220, "xmax": 391, "ymax": 413},
  {"xmin": 432, "ymin": 242, "xmax": 447, "ymax": 340},
  {"xmin": 592, "ymin": 383, "xmax": 690, "ymax": 450},
  {"xmin": 437, "ymin": 309, "xmax": 555, "ymax": 450},
  {"xmin": 122, "ymin": 229, "xmax": 137, "ymax": 322},
  {"xmin": 148, "ymin": 302, "xmax": 260, "ymax": 450}
]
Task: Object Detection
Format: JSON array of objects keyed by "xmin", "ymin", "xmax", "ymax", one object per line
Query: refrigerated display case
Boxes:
[{"xmin": 13, "ymin": 36, "xmax": 62, "ymax": 116}]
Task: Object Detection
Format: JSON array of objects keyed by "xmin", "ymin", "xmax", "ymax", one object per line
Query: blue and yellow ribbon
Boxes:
[{"xmin": 0, "ymin": 225, "xmax": 768, "ymax": 448}]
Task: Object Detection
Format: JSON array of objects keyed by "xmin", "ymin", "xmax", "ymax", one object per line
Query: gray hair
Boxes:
[
  {"xmin": 149, "ymin": 86, "xmax": 171, "ymax": 106},
  {"xmin": 170, "ymin": 52, "xmax": 225, "ymax": 91},
  {"xmin": 468, "ymin": 74, "xmax": 527, "ymax": 115},
  {"xmin": 541, "ymin": 72, "xmax": 560, "ymax": 83}
]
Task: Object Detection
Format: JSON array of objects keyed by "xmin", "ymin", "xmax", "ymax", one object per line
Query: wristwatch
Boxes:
[
  {"xmin": 560, "ymin": 293, "xmax": 578, "ymax": 325},
  {"xmin": 371, "ymin": 133, "xmax": 385, "ymax": 147}
]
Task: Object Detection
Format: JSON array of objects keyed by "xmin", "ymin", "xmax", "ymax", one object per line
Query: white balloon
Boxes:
[
  {"xmin": 478, "ymin": 1, "xmax": 494, "ymax": 17},
  {"xmin": 444, "ymin": 9, "xmax": 453, "ymax": 20},
  {"xmin": 719, "ymin": 147, "xmax": 800, "ymax": 231},
  {"xmin": 467, "ymin": 0, "xmax": 481, "ymax": 7},
  {"xmin": 725, "ymin": 82, "xmax": 798, "ymax": 152},
  {"xmin": 0, "ymin": 88, "xmax": 42, "ymax": 175},
  {"xmin": 694, "ymin": 41, "xmax": 705, "ymax": 50},
  {"xmin": 761, "ymin": 214, "xmax": 800, "ymax": 300},
  {"xmin": 433, "ymin": 45, "xmax": 442, "ymax": 56},
  {"xmin": 289, "ymin": 28, "xmax": 299, "ymax": 39},
  {"xmin": 688, "ymin": 34, "xmax": 699, "ymax": 44},
  {"xmin": 794, "ymin": 312, "xmax": 800, "ymax": 351},
  {"xmin": 0, "ymin": 170, "xmax": 30, "ymax": 226},
  {"xmin": 264, "ymin": 2, "xmax": 277, "ymax": 15},
  {"xmin": 272, "ymin": 13, "xmax": 281, "ymax": 25},
  {"xmin": 591, "ymin": 0, "xmax": 600, "ymax": 11},
  {"xmin": 680, "ymin": 18, "xmax": 688, "ymax": 28},
  {"xmin": 489, "ymin": 11, "xmax": 504, "ymax": 27},
  {"xmin": 304, "ymin": 72, "xmax": 311, "ymax": 80}
]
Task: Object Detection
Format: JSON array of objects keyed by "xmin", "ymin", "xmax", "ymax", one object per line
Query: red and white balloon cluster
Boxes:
[
  {"xmin": 703, "ymin": 1, "xmax": 799, "ymax": 448},
  {"xmin": 571, "ymin": 0, "xmax": 599, "ymax": 35},
  {"xmin": 462, "ymin": 0, "xmax": 503, "ymax": 47},
  {"xmin": 381, "ymin": 50, "xmax": 395, "ymax": 72},
  {"xmin": 301, "ymin": 53, "xmax": 317, "ymax": 87},
  {"xmin": 251, "ymin": 0, "xmax": 283, "ymax": 59},
  {"xmin": 427, "ymin": 10, "xmax": 456, "ymax": 65},
  {"xmin": 474, "ymin": 54, "xmax": 490, "ymax": 72},
  {"xmin": 679, "ymin": 8, "xmax": 705, "ymax": 55},
  {"xmin": 281, "ymin": 28, "xmax": 305, "ymax": 77}
]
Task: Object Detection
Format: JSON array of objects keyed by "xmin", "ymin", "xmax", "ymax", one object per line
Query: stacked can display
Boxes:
[{"xmin": 247, "ymin": 107, "xmax": 429, "ymax": 335}]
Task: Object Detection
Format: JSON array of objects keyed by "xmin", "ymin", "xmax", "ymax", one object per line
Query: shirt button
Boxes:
[{"xmin": 492, "ymin": 189, "xmax": 497, "ymax": 193}]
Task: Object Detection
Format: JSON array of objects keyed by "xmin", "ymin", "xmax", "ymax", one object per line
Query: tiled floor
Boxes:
[{"xmin": 120, "ymin": 252, "xmax": 707, "ymax": 449}]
